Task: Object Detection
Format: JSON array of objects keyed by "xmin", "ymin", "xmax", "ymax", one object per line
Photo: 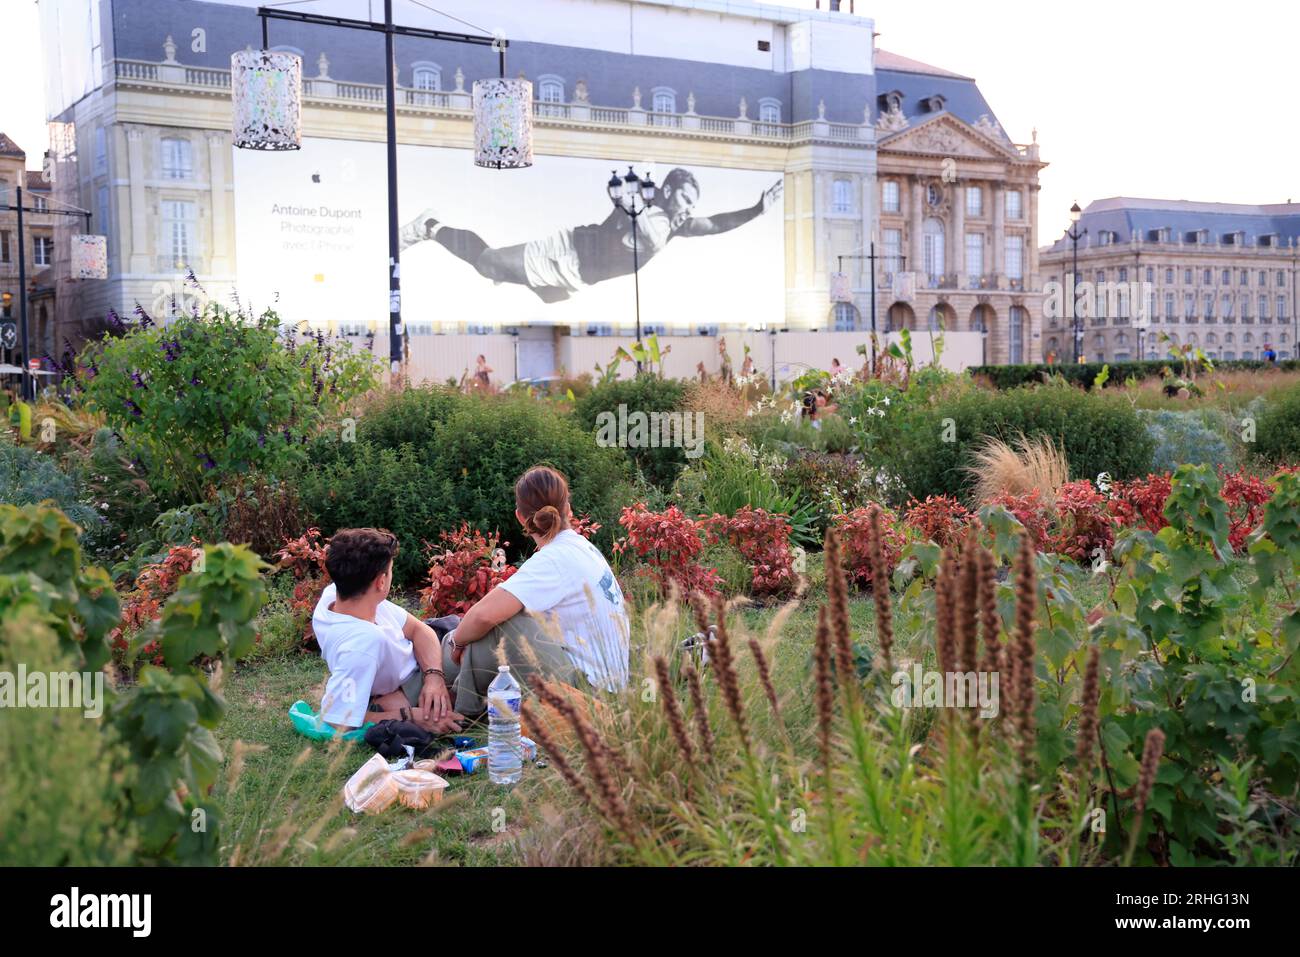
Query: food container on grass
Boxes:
[{"xmin": 392, "ymin": 769, "xmax": 449, "ymax": 809}]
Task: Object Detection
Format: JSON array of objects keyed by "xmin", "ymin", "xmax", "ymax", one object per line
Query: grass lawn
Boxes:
[{"xmin": 215, "ymin": 571, "xmax": 1112, "ymax": 866}]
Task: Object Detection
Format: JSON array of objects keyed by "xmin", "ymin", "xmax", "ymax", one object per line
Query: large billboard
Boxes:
[{"xmin": 232, "ymin": 137, "xmax": 785, "ymax": 331}]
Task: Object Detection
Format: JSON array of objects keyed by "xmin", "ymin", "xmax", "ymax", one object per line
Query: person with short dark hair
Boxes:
[{"xmin": 313, "ymin": 528, "xmax": 463, "ymax": 733}]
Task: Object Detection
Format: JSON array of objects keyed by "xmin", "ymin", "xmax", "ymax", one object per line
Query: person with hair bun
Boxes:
[{"xmin": 439, "ymin": 466, "xmax": 630, "ymax": 716}]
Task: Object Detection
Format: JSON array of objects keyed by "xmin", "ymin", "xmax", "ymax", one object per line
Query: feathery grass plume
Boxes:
[
  {"xmin": 813, "ymin": 605, "xmax": 836, "ymax": 770},
  {"xmin": 1134, "ymin": 728, "xmax": 1165, "ymax": 817},
  {"xmin": 867, "ymin": 507, "xmax": 895, "ymax": 676},
  {"xmin": 1123, "ymin": 727, "xmax": 1167, "ymax": 865},
  {"xmin": 520, "ymin": 699, "xmax": 596, "ymax": 807},
  {"xmin": 653, "ymin": 655, "xmax": 696, "ymax": 765},
  {"xmin": 1012, "ymin": 533, "xmax": 1038, "ymax": 766},
  {"xmin": 967, "ymin": 432, "xmax": 1070, "ymax": 505},
  {"xmin": 690, "ymin": 591, "xmax": 712, "ymax": 636},
  {"xmin": 683, "ymin": 664, "xmax": 714, "ymax": 760},
  {"xmin": 748, "ymin": 638, "xmax": 781, "ymax": 722},
  {"xmin": 529, "ymin": 676, "xmax": 634, "ymax": 839},
  {"xmin": 1075, "ymin": 645, "xmax": 1101, "ymax": 774},
  {"xmin": 706, "ymin": 596, "xmax": 751, "ymax": 751},
  {"xmin": 935, "ymin": 545, "xmax": 958, "ymax": 678},
  {"xmin": 529, "ymin": 675, "xmax": 631, "ymax": 777},
  {"xmin": 824, "ymin": 526, "xmax": 855, "ymax": 684},
  {"xmin": 976, "ymin": 543, "xmax": 1002, "ymax": 677},
  {"xmin": 955, "ymin": 527, "xmax": 980, "ymax": 678}
]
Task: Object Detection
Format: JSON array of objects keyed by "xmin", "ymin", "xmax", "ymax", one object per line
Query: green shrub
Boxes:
[
  {"xmin": 0, "ymin": 504, "xmax": 266, "ymax": 865},
  {"xmin": 1254, "ymin": 381, "xmax": 1300, "ymax": 465},
  {"xmin": 303, "ymin": 388, "xmax": 632, "ymax": 583},
  {"xmin": 1140, "ymin": 408, "xmax": 1237, "ymax": 473},
  {"xmin": 80, "ymin": 304, "xmax": 378, "ymax": 503},
  {"xmin": 573, "ymin": 375, "xmax": 690, "ymax": 488},
  {"xmin": 672, "ymin": 440, "xmax": 820, "ymax": 548},
  {"xmin": 0, "ymin": 603, "xmax": 134, "ymax": 865},
  {"xmin": 0, "ymin": 439, "xmax": 101, "ymax": 534},
  {"xmin": 887, "ymin": 384, "xmax": 1155, "ymax": 502},
  {"xmin": 970, "ymin": 359, "xmax": 1300, "ymax": 390}
]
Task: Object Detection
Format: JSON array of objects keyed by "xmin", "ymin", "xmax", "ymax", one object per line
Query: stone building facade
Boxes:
[
  {"xmin": 0, "ymin": 134, "xmax": 56, "ymax": 375},
  {"xmin": 1040, "ymin": 198, "xmax": 1300, "ymax": 363}
]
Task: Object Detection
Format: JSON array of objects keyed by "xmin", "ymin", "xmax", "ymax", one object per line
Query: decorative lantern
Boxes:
[
  {"xmin": 231, "ymin": 49, "xmax": 302, "ymax": 150},
  {"xmin": 70, "ymin": 234, "xmax": 108, "ymax": 280},
  {"xmin": 472, "ymin": 77, "xmax": 533, "ymax": 169}
]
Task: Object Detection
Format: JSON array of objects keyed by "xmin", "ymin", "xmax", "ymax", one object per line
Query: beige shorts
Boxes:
[{"xmin": 523, "ymin": 228, "xmax": 587, "ymax": 293}]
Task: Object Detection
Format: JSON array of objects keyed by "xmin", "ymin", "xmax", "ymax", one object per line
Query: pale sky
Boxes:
[{"xmin": 2, "ymin": 0, "xmax": 1296, "ymax": 246}]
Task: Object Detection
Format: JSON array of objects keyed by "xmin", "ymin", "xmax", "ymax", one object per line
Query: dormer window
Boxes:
[
  {"xmin": 878, "ymin": 90, "xmax": 904, "ymax": 114},
  {"xmin": 1185, "ymin": 229, "xmax": 1209, "ymax": 244},
  {"xmin": 1222, "ymin": 230, "xmax": 1245, "ymax": 245},
  {"xmin": 1098, "ymin": 230, "xmax": 1116, "ymax": 246},
  {"xmin": 1259, "ymin": 233, "xmax": 1278, "ymax": 248},
  {"xmin": 1147, "ymin": 227, "xmax": 1171, "ymax": 243},
  {"xmin": 921, "ymin": 94, "xmax": 947, "ymax": 113}
]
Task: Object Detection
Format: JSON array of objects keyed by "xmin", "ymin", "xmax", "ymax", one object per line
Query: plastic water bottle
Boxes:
[{"xmin": 487, "ymin": 665, "xmax": 523, "ymax": 785}]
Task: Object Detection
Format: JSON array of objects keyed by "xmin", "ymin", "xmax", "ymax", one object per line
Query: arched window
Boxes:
[
  {"xmin": 927, "ymin": 306, "xmax": 946, "ymax": 332},
  {"xmin": 160, "ymin": 136, "xmax": 192, "ymax": 180},
  {"xmin": 923, "ymin": 217, "xmax": 945, "ymax": 282},
  {"xmin": 1009, "ymin": 306, "xmax": 1025, "ymax": 363},
  {"xmin": 1092, "ymin": 333, "xmax": 1105, "ymax": 360},
  {"xmin": 536, "ymin": 74, "xmax": 565, "ymax": 117},
  {"xmin": 537, "ymin": 75, "xmax": 564, "ymax": 104},
  {"xmin": 651, "ymin": 87, "xmax": 676, "ymax": 114},
  {"xmin": 833, "ymin": 302, "xmax": 861, "ymax": 331},
  {"xmin": 757, "ymin": 98, "xmax": 781, "ymax": 124},
  {"xmin": 412, "ymin": 65, "xmax": 441, "ymax": 90}
]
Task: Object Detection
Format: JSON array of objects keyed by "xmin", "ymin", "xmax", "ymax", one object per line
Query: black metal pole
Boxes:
[
  {"xmin": 383, "ymin": 0, "xmax": 403, "ymax": 379},
  {"xmin": 868, "ymin": 239, "xmax": 877, "ymax": 374},
  {"xmin": 631, "ymin": 207, "xmax": 642, "ymax": 372},
  {"xmin": 1071, "ymin": 232, "xmax": 1079, "ymax": 363},
  {"xmin": 15, "ymin": 185, "xmax": 30, "ymax": 400}
]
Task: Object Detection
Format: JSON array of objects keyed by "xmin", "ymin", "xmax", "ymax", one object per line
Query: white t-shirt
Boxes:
[
  {"xmin": 499, "ymin": 529, "xmax": 630, "ymax": 691},
  {"xmin": 312, "ymin": 583, "xmax": 418, "ymax": 728}
]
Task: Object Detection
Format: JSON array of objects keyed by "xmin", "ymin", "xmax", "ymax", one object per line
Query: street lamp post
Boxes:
[
  {"xmin": 1067, "ymin": 201, "xmax": 1088, "ymax": 363},
  {"xmin": 607, "ymin": 166, "xmax": 657, "ymax": 372},
  {"xmin": 236, "ymin": 3, "xmax": 532, "ymax": 384},
  {"xmin": 0, "ymin": 186, "xmax": 93, "ymax": 399}
]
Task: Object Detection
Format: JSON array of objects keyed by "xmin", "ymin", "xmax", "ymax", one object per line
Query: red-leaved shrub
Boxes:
[
  {"xmin": 275, "ymin": 527, "xmax": 330, "ymax": 647},
  {"xmin": 1052, "ymin": 480, "xmax": 1114, "ymax": 564},
  {"xmin": 110, "ymin": 541, "xmax": 202, "ymax": 666},
  {"xmin": 419, "ymin": 523, "xmax": 517, "ymax": 618},
  {"xmin": 1108, "ymin": 474, "xmax": 1172, "ymax": 533},
  {"xmin": 831, "ymin": 506, "xmax": 905, "ymax": 589},
  {"xmin": 903, "ymin": 495, "xmax": 972, "ymax": 547},
  {"xmin": 615, "ymin": 503, "xmax": 722, "ymax": 599},
  {"xmin": 986, "ymin": 490, "xmax": 1052, "ymax": 550},
  {"xmin": 708, "ymin": 506, "xmax": 796, "ymax": 598},
  {"xmin": 1220, "ymin": 469, "xmax": 1273, "ymax": 552}
]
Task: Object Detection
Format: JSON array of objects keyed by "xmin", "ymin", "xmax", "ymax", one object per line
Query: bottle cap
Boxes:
[{"xmin": 499, "ymin": 665, "xmax": 510, "ymax": 672}]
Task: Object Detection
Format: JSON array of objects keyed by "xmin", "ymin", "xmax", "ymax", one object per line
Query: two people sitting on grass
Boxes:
[{"xmin": 313, "ymin": 465, "xmax": 630, "ymax": 733}]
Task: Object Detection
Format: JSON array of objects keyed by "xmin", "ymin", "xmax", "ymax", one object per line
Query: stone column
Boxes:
[
  {"xmin": 207, "ymin": 132, "xmax": 230, "ymax": 275},
  {"xmin": 126, "ymin": 126, "xmax": 150, "ymax": 273},
  {"xmin": 951, "ymin": 178, "xmax": 965, "ymax": 286},
  {"xmin": 1028, "ymin": 183, "xmax": 1040, "ymax": 288},
  {"xmin": 991, "ymin": 183, "xmax": 1005, "ymax": 285},
  {"xmin": 909, "ymin": 177, "xmax": 924, "ymax": 277}
]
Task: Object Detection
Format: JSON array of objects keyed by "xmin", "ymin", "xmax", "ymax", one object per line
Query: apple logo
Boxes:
[{"xmin": 311, "ymin": 172, "xmax": 321, "ymax": 183}]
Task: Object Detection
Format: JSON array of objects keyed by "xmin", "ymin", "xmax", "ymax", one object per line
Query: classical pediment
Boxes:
[{"xmin": 878, "ymin": 113, "xmax": 1019, "ymax": 161}]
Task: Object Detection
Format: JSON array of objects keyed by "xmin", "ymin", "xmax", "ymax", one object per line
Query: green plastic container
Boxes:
[{"xmin": 289, "ymin": 699, "xmax": 372, "ymax": 742}]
